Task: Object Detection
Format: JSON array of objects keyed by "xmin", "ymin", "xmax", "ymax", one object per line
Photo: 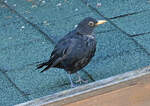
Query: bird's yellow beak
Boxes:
[{"xmin": 95, "ymin": 20, "xmax": 107, "ymax": 26}]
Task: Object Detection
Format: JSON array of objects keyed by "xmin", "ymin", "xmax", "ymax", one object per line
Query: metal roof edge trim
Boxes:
[{"xmin": 16, "ymin": 65, "xmax": 150, "ymax": 106}]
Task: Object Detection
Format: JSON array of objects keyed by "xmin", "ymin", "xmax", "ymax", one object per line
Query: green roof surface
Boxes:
[{"xmin": 0, "ymin": 0, "xmax": 150, "ymax": 105}]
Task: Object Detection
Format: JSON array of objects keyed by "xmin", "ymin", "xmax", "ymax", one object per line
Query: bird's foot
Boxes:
[
  {"xmin": 67, "ymin": 73, "xmax": 77, "ymax": 88},
  {"xmin": 75, "ymin": 72, "xmax": 88, "ymax": 84},
  {"xmin": 75, "ymin": 78, "xmax": 88, "ymax": 84},
  {"xmin": 70, "ymin": 83, "xmax": 77, "ymax": 88}
]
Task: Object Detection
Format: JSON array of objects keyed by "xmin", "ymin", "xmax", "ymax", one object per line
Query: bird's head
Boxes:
[{"xmin": 76, "ymin": 17, "xmax": 107, "ymax": 35}]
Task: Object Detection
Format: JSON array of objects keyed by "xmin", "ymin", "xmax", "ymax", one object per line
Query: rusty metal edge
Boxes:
[{"xmin": 16, "ymin": 66, "xmax": 150, "ymax": 106}]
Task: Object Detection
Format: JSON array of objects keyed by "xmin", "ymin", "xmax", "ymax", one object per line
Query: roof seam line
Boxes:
[
  {"xmin": 0, "ymin": 69, "xmax": 30, "ymax": 100},
  {"xmin": 80, "ymin": 0, "xmax": 150, "ymax": 56},
  {"xmin": 1, "ymin": 1, "xmax": 55, "ymax": 45}
]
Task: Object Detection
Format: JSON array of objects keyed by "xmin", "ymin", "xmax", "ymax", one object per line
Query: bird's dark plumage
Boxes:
[{"xmin": 37, "ymin": 17, "xmax": 107, "ymax": 87}]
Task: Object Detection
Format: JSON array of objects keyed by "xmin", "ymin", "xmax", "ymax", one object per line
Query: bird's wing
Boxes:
[
  {"xmin": 51, "ymin": 37, "xmax": 77, "ymax": 60},
  {"xmin": 40, "ymin": 37, "xmax": 77, "ymax": 72}
]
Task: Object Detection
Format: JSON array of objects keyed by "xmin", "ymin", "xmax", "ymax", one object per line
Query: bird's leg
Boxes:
[
  {"xmin": 67, "ymin": 73, "xmax": 76, "ymax": 88},
  {"xmin": 75, "ymin": 72, "xmax": 88, "ymax": 84}
]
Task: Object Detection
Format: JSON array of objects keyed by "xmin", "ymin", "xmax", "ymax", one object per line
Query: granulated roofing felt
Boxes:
[{"xmin": 0, "ymin": 0, "xmax": 150, "ymax": 105}]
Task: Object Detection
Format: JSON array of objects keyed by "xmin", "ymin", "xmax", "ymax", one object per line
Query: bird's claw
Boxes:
[
  {"xmin": 71, "ymin": 83, "xmax": 77, "ymax": 88},
  {"xmin": 75, "ymin": 78, "xmax": 88, "ymax": 84}
]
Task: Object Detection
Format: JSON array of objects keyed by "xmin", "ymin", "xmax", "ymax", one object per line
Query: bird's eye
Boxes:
[{"xmin": 88, "ymin": 21, "xmax": 95, "ymax": 26}]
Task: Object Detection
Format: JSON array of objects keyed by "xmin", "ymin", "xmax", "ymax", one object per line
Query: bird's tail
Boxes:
[
  {"xmin": 36, "ymin": 59, "xmax": 53, "ymax": 73},
  {"xmin": 40, "ymin": 64, "xmax": 52, "ymax": 73},
  {"xmin": 36, "ymin": 61, "xmax": 48, "ymax": 69}
]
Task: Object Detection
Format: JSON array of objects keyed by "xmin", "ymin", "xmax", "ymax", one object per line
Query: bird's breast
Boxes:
[
  {"xmin": 83, "ymin": 35, "xmax": 96, "ymax": 48},
  {"xmin": 86, "ymin": 34, "xmax": 95, "ymax": 39}
]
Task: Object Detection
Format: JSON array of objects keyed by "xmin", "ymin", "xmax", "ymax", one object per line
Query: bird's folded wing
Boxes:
[{"xmin": 50, "ymin": 38, "xmax": 77, "ymax": 66}]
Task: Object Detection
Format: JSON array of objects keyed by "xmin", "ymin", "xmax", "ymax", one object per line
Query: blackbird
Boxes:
[{"xmin": 37, "ymin": 17, "xmax": 107, "ymax": 87}]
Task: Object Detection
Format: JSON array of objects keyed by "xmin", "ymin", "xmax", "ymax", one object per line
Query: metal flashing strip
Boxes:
[{"xmin": 17, "ymin": 66, "xmax": 150, "ymax": 106}]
